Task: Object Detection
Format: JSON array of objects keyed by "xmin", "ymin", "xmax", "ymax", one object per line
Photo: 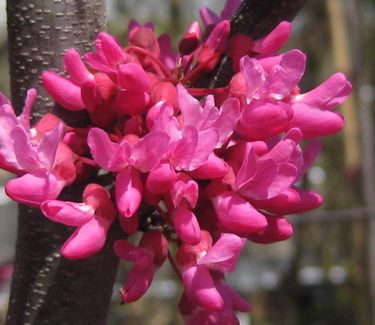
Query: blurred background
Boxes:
[{"xmin": 0, "ymin": 0, "xmax": 374, "ymax": 324}]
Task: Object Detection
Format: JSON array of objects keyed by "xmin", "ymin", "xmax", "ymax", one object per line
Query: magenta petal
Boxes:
[
  {"xmin": 62, "ymin": 215, "xmax": 111, "ymax": 259},
  {"xmin": 119, "ymin": 214, "xmax": 139, "ymax": 235},
  {"xmin": 263, "ymin": 50, "xmax": 306, "ymax": 99},
  {"xmin": 118, "ymin": 63, "xmax": 150, "ymax": 92},
  {"xmin": 114, "ymin": 239, "xmax": 153, "ymax": 267},
  {"xmin": 205, "ymin": 20, "xmax": 230, "ymax": 51},
  {"xmin": 199, "ymin": 7, "xmax": 219, "ymax": 27},
  {"xmin": 11, "ymin": 126, "xmax": 41, "ymax": 171},
  {"xmin": 41, "ymin": 200, "xmax": 94, "ymax": 226},
  {"xmin": 37, "ymin": 123, "xmax": 64, "ymax": 170},
  {"xmin": 189, "ymin": 128, "xmax": 219, "ymax": 170},
  {"xmin": 289, "ymin": 102, "xmax": 344, "ymax": 138},
  {"xmin": 120, "ymin": 268, "xmax": 154, "ymax": 303},
  {"xmin": 115, "ymin": 168, "xmax": 143, "ymax": 218},
  {"xmin": 6, "ymin": 172, "xmax": 63, "ymax": 206},
  {"xmin": 115, "ymin": 89, "xmax": 150, "ymax": 116},
  {"xmin": 238, "ymin": 100, "xmax": 293, "ymax": 140},
  {"xmin": 0, "ymin": 106, "xmax": 22, "ymax": 172},
  {"xmin": 178, "ymin": 21, "xmax": 201, "ymax": 55},
  {"xmin": 217, "ymin": 281, "xmax": 251, "ymax": 312},
  {"xmin": 170, "ymin": 179, "xmax": 199, "ymax": 208},
  {"xmin": 266, "ymin": 163, "xmax": 298, "ymax": 198},
  {"xmin": 236, "ymin": 152, "xmax": 297, "ymax": 200},
  {"xmin": 214, "ymin": 98, "xmax": 241, "ymax": 147},
  {"xmin": 158, "ymin": 34, "xmax": 177, "ymax": 70},
  {"xmin": 178, "ymin": 85, "xmax": 204, "ymax": 127},
  {"xmin": 97, "ymin": 32, "xmax": 125, "ymax": 67},
  {"xmin": 240, "ymin": 56, "xmax": 265, "ymax": 99},
  {"xmin": 81, "ymin": 79, "xmax": 103, "ymax": 110},
  {"xmin": 198, "ymin": 233, "xmax": 245, "ymax": 272},
  {"xmin": 234, "ymin": 145, "xmax": 258, "ymax": 189},
  {"xmin": 114, "ymin": 239, "xmax": 140, "ymax": 260},
  {"xmin": 19, "ymin": 88, "xmax": 37, "ymax": 130},
  {"xmin": 146, "ymin": 163, "xmax": 176, "ymax": 194},
  {"xmin": 87, "ymin": 128, "xmax": 126, "ymax": 171},
  {"xmin": 170, "ymin": 126, "xmax": 198, "ymax": 170},
  {"xmin": 248, "ymin": 216, "xmax": 293, "ymax": 244},
  {"xmin": 296, "ymin": 73, "xmax": 352, "ymax": 111},
  {"xmin": 261, "ymin": 128, "xmax": 302, "ymax": 164},
  {"xmin": 42, "ymin": 71, "xmax": 85, "ymax": 111},
  {"xmin": 182, "ymin": 265, "xmax": 224, "ymax": 311},
  {"xmin": 253, "ymin": 187, "xmax": 323, "ymax": 215},
  {"xmin": 253, "ymin": 21, "xmax": 291, "ymax": 54},
  {"xmin": 235, "ymin": 158, "xmax": 278, "ymax": 200},
  {"xmin": 132, "ymin": 131, "xmax": 170, "ymax": 172},
  {"xmin": 151, "ymin": 104, "xmax": 180, "ymax": 139},
  {"xmin": 212, "ymin": 192, "xmax": 267, "ymax": 234},
  {"xmin": 64, "ymin": 49, "xmax": 93, "ymax": 86},
  {"xmin": 173, "ymin": 206, "xmax": 202, "ymax": 245},
  {"xmin": 189, "ymin": 153, "xmax": 229, "ymax": 179}
]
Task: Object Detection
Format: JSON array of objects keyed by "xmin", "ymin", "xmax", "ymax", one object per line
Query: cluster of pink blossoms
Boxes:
[{"xmin": 0, "ymin": 1, "xmax": 351, "ymax": 323}]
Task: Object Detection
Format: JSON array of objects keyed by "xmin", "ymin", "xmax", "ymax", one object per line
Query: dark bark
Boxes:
[
  {"xmin": 5, "ymin": 2, "xmax": 122, "ymax": 325},
  {"xmin": 206, "ymin": 0, "xmax": 308, "ymax": 87}
]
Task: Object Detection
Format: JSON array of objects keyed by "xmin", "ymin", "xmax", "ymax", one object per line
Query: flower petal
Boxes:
[
  {"xmin": 62, "ymin": 215, "xmax": 112, "ymax": 259},
  {"xmin": 173, "ymin": 206, "xmax": 202, "ymax": 245},
  {"xmin": 41, "ymin": 200, "xmax": 94, "ymax": 226},
  {"xmin": 5, "ymin": 172, "xmax": 63, "ymax": 206},
  {"xmin": 115, "ymin": 168, "xmax": 143, "ymax": 218},
  {"xmin": 182, "ymin": 265, "xmax": 224, "ymax": 311},
  {"xmin": 198, "ymin": 233, "xmax": 245, "ymax": 272},
  {"xmin": 42, "ymin": 71, "xmax": 85, "ymax": 111},
  {"xmin": 87, "ymin": 127, "xmax": 127, "ymax": 171}
]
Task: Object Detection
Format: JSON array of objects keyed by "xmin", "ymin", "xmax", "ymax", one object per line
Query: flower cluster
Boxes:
[{"xmin": 0, "ymin": 1, "xmax": 351, "ymax": 323}]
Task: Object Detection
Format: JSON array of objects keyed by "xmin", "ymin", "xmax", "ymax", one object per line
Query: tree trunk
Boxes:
[
  {"xmin": 5, "ymin": 0, "xmax": 308, "ymax": 324},
  {"xmin": 5, "ymin": 2, "xmax": 122, "ymax": 325}
]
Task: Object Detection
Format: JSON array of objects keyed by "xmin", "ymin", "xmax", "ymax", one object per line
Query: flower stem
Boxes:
[{"xmin": 168, "ymin": 249, "xmax": 182, "ymax": 281}]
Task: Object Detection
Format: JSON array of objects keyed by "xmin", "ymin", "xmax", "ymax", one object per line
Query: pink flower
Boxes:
[
  {"xmin": 41, "ymin": 184, "xmax": 116, "ymax": 259},
  {"xmin": 87, "ymin": 127, "xmax": 170, "ymax": 173},
  {"xmin": 210, "ymin": 190, "xmax": 268, "ymax": 235},
  {"xmin": 176, "ymin": 231, "xmax": 246, "ymax": 311},
  {"xmin": 169, "ymin": 173, "xmax": 201, "ymax": 245},
  {"xmin": 0, "ymin": 89, "xmax": 37, "ymax": 173},
  {"xmin": 85, "ymin": 32, "xmax": 127, "ymax": 74},
  {"xmin": 87, "ymin": 127, "xmax": 170, "ymax": 220},
  {"xmin": 152, "ymin": 86, "xmax": 240, "ymax": 172},
  {"xmin": 248, "ymin": 215, "xmax": 293, "ymax": 244},
  {"xmin": 180, "ymin": 278, "xmax": 251, "ymax": 325},
  {"xmin": 0, "ymin": 5, "xmax": 353, "ymax": 321},
  {"xmin": 233, "ymin": 128, "xmax": 303, "ymax": 201},
  {"xmin": 251, "ymin": 187, "xmax": 323, "ymax": 215},
  {"xmin": 114, "ymin": 231, "xmax": 168, "ymax": 302},
  {"xmin": 288, "ymin": 73, "xmax": 352, "ymax": 138},
  {"xmin": 0, "ymin": 89, "xmax": 76, "ymax": 205},
  {"xmin": 236, "ymin": 51, "xmax": 306, "ymax": 140}
]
